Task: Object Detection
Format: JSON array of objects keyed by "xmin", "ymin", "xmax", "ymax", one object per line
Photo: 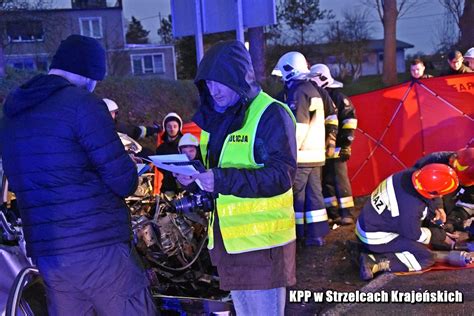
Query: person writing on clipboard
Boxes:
[{"xmin": 175, "ymin": 41, "xmax": 297, "ymax": 316}]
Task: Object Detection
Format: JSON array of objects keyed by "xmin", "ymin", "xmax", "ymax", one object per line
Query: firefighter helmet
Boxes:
[
  {"xmin": 275, "ymin": 52, "xmax": 310, "ymax": 82},
  {"xmin": 103, "ymin": 98, "xmax": 118, "ymax": 112},
  {"xmin": 309, "ymin": 64, "xmax": 343, "ymax": 88},
  {"xmin": 178, "ymin": 133, "xmax": 199, "ymax": 148},
  {"xmin": 412, "ymin": 163, "xmax": 459, "ymax": 199},
  {"xmin": 451, "ymin": 148, "xmax": 474, "ymax": 186}
]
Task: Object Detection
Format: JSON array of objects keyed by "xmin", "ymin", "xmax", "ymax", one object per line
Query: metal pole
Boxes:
[
  {"xmin": 195, "ymin": 0, "xmax": 204, "ymax": 66},
  {"xmin": 236, "ymin": 0, "xmax": 244, "ymax": 43}
]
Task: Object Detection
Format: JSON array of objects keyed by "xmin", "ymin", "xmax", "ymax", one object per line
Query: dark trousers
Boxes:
[
  {"xmin": 293, "ymin": 167, "xmax": 329, "ymax": 240},
  {"xmin": 322, "ymin": 158, "xmax": 354, "ymax": 219},
  {"xmin": 361, "ymin": 237, "xmax": 435, "ymax": 272},
  {"xmin": 36, "ymin": 243, "xmax": 157, "ymax": 316}
]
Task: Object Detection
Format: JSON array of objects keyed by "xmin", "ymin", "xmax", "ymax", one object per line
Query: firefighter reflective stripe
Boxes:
[
  {"xmin": 309, "ymin": 96, "xmax": 323, "ymax": 112},
  {"xmin": 295, "ymin": 212, "xmax": 304, "ymax": 225},
  {"xmin": 325, "ymin": 114, "xmax": 338, "ymax": 126},
  {"xmin": 339, "ymin": 196, "xmax": 354, "ymax": 208},
  {"xmin": 342, "ymin": 118, "xmax": 358, "ymax": 129},
  {"xmin": 305, "ymin": 208, "xmax": 328, "ymax": 223},
  {"xmin": 324, "ymin": 196, "xmax": 338, "ymax": 208},
  {"xmin": 417, "ymin": 227, "xmax": 432, "ymax": 245},
  {"xmin": 203, "ymin": 91, "xmax": 297, "ymax": 254},
  {"xmin": 370, "ymin": 176, "xmax": 400, "ymax": 217},
  {"xmin": 356, "ymin": 221, "xmax": 399, "ymax": 245},
  {"xmin": 295, "ymin": 123, "xmax": 310, "ymax": 150},
  {"xmin": 395, "ymin": 251, "xmax": 422, "ymax": 271},
  {"xmin": 421, "ymin": 207, "xmax": 428, "ymax": 221}
]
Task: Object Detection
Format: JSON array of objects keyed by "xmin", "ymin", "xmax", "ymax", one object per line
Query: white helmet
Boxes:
[
  {"xmin": 308, "ymin": 64, "xmax": 343, "ymax": 89},
  {"xmin": 464, "ymin": 47, "xmax": 474, "ymax": 58},
  {"xmin": 275, "ymin": 52, "xmax": 310, "ymax": 82},
  {"xmin": 103, "ymin": 98, "xmax": 118, "ymax": 112},
  {"xmin": 178, "ymin": 133, "xmax": 199, "ymax": 148}
]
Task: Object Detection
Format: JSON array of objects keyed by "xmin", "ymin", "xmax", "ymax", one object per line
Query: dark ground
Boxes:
[{"xmin": 286, "ymin": 198, "xmax": 474, "ymax": 316}]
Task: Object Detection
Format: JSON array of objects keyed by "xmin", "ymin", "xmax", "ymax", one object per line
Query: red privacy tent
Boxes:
[{"xmin": 348, "ymin": 73, "xmax": 474, "ymax": 197}]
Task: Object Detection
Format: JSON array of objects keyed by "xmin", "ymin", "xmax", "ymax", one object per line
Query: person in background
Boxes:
[
  {"xmin": 156, "ymin": 112, "xmax": 183, "ymax": 195},
  {"xmin": 309, "ymin": 64, "xmax": 357, "ymax": 226},
  {"xmin": 178, "ymin": 133, "xmax": 201, "ymax": 161},
  {"xmin": 464, "ymin": 47, "xmax": 474, "ymax": 70},
  {"xmin": 356, "ymin": 164, "xmax": 459, "ymax": 280},
  {"xmin": 443, "ymin": 50, "xmax": 473, "ymax": 75},
  {"xmin": 103, "ymin": 98, "xmax": 161, "ymax": 141},
  {"xmin": 176, "ymin": 40, "xmax": 297, "ymax": 316},
  {"xmin": 0, "ymin": 34, "xmax": 156, "ymax": 315},
  {"xmin": 275, "ymin": 51, "xmax": 338, "ymax": 247},
  {"xmin": 409, "ymin": 58, "xmax": 433, "ymax": 81}
]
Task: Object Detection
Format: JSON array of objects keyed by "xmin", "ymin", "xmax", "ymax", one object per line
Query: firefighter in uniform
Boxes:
[
  {"xmin": 356, "ymin": 163, "xmax": 459, "ymax": 280},
  {"xmin": 309, "ymin": 64, "xmax": 357, "ymax": 225},
  {"xmin": 275, "ymin": 52, "xmax": 339, "ymax": 247},
  {"xmin": 413, "ymin": 148, "xmax": 474, "ymax": 240}
]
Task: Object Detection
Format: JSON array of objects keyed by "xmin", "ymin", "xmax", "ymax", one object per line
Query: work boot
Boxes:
[
  {"xmin": 341, "ymin": 216, "xmax": 354, "ymax": 225},
  {"xmin": 359, "ymin": 253, "xmax": 391, "ymax": 281},
  {"xmin": 340, "ymin": 209, "xmax": 355, "ymax": 225},
  {"xmin": 328, "ymin": 217, "xmax": 341, "ymax": 226}
]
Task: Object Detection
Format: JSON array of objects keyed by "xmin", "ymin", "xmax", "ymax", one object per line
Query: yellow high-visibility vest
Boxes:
[{"xmin": 200, "ymin": 91, "xmax": 296, "ymax": 253}]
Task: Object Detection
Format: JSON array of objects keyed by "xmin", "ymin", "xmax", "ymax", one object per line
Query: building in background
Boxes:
[{"xmin": 0, "ymin": 1, "xmax": 176, "ymax": 79}]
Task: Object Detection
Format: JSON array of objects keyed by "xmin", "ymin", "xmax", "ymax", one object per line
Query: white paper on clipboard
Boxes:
[{"xmin": 148, "ymin": 154, "xmax": 205, "ymax": 189}]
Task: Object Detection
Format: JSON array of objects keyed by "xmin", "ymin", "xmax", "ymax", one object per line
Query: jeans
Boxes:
[{"xmin": 231, "ymin": 287, "xmax": 286, "ymax": 316}]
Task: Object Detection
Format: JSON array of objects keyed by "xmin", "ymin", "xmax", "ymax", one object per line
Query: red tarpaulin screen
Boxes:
[{"xmin": 348, "ymin": 73, "xmax": 474, "ymax": 197}]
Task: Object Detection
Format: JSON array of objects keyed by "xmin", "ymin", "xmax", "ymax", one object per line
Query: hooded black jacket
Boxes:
[
  {"xmin": 0, "ymin": 74, "xmax": 137, "ymax": 258},
  {"xmin": 193, "ymin": 41, "xmax": 297, "ymax": 290}
]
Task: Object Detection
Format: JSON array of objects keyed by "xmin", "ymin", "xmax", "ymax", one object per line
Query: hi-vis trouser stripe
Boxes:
[
  {"xmin": 417, "ymin": 227, "xmax": 432, "ymax": 245},
  {"xmin": 356, "ymin": 221, "xmax": 399, "ymax": 245},
  {"xmin": 325, "ymin": 114, "xmax": 338, "ymax": 126},
  {"xmin": 395, "ymin": 251, "xmax": 422, "ymax": 271},
  {"xmin": 295, "ymin": 212, "xmax": 305, "ymax": 225},
  {"xmin": 306, "ymin": 209, "xmax": 328, "ymax": 223},
  {"xmin": 324, "ymin": 196, "xmax": 338, "ymax": 208},
  {"xmin": 339, "ymin": 196, "xmax": 354, "ymax": 208},
  {"xmin": 342, "ymin": 118, "xmax": 358, "ymax": 129}
]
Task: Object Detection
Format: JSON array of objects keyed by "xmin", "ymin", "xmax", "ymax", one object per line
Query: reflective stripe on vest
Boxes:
[{"xmin": 200, "ymin": 91, "xmax": 297, "ymax": 254}]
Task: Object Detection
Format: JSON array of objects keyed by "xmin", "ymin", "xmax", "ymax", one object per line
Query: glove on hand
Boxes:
[
  {"xmin": 145, "ymin": 121, "xmax": 162, "ymax": 137},
  {"xmin": 339, "ymin": 147, "xmax": 351, "ymax": 161},
  {"xmin": 326, "ymin": 134, "xmax": 336, "ymax": 157}
]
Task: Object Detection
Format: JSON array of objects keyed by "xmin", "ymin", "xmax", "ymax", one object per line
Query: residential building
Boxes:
[{"xmin": 0, "ymin": 3, "xmax": 176, "ymax": 79}]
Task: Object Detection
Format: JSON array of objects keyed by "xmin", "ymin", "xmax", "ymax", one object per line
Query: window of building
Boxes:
[
  {"xmin": 6, "ymin": 21, "xmax": 44, "ymax": 42},
  {"xmin": 131, "ymin": 54, "xmax": 165, "ymax": 75},
  {"xmin": 7, "ymin": 56, "xmax": 49, "ymax": 72},
  {"xmin": 79, "ymin": 17, "xmax": 103, "ymax": 38}
]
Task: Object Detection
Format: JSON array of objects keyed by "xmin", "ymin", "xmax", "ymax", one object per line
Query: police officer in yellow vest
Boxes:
[{"xmin": 176, "ymin": 41, "xmax": 297, "ymax": 316}]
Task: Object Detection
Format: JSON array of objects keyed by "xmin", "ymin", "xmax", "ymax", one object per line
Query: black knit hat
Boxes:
[{"xmin": 50, "ymin": 34, "xmax": 106, "ymax": 80}]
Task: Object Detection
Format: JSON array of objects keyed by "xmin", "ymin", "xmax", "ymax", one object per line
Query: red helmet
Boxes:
[
  {"xmin": 450, "ymin": 148, "xmax": 474, "ymax": 186},
  {"xmin": 412, "ymin": 163, "xmax": 459, "ymax": 199}
]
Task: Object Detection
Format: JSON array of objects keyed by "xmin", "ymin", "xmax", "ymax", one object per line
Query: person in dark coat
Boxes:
[
  {"xmin": 0, "ymin": 35, "xmax": 156, "ymax": 315},
  {"xmin": 442, "ymin": 50, "xmax": 473, "ymax": 75},
  {"xmin": 155, "ymin": 112, "xmax": 183, "ymax": 195},
  {"xmin": 409, "ymin": 58, "xmax": 433, "ymax": 81},
  {"xmin": 176, "ymin": 41, "xmax": 297, "ymax": 316}
]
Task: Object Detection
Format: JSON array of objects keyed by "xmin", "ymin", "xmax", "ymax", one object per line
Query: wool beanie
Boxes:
[{"xmin": 50, "ymin": 34, "xmax": 106, "ymax": 80}]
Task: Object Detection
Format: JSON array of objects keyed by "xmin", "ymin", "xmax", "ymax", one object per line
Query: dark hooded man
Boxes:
[
  {"xmin": 176, "ymin": 41, "xmax": 297, "ymax": 315},
  {"xmin": 0, "ymin": 35, "xmax": 156, "ymax": 315}
]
